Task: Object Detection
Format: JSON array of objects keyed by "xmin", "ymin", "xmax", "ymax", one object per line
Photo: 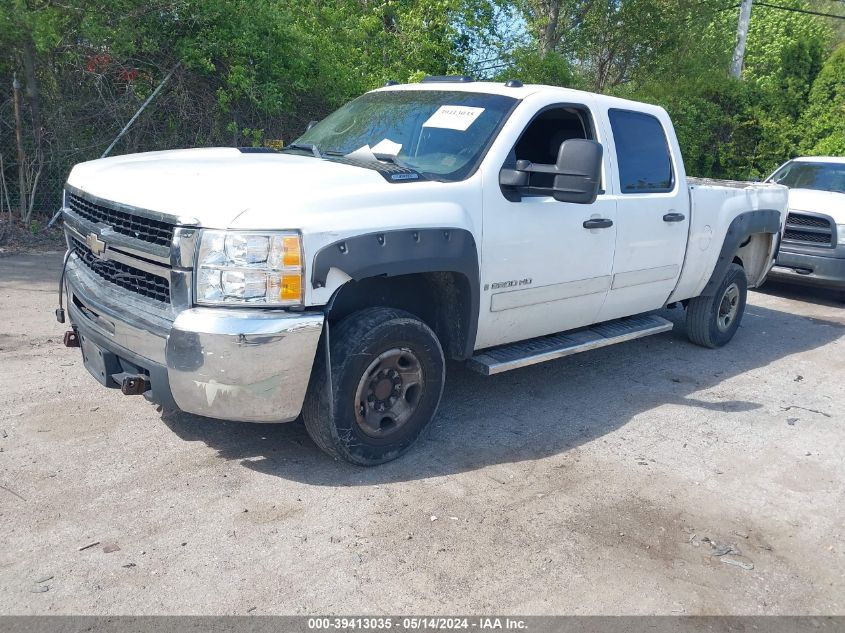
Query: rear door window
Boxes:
[{"xmin": 609, "ymin": 109, "xmax": 674, "ymax": 194}]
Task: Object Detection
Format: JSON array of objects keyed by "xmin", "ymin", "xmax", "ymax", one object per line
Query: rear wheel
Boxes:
[
  {"xmin": 686, "ymin": 263, "xmax": 748, "ymax": 348},
  {"xmin": 302, "ymin": 307, "xmax": 445, "ymax": 465}
]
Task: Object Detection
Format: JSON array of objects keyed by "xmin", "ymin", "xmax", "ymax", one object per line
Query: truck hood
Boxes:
[
  {"xmin": 66, "ymin": 147, "xmax": 395, "ymax": 228},
  {"xmin": 787, "ymin": 188, "xmax": 845, "ymax": 221}
]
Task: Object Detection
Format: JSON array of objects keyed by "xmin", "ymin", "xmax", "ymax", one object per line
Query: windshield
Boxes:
[
  {"xmin": 291, "ymin": 90, "xmax": 518, "ymax": 181},
  {"xmin": 769, "ymin": 161, "xmax": 845, "ymax": 194}
]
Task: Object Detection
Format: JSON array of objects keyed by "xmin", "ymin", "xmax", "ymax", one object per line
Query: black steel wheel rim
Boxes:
[
  {"xmin": 717, "ymin": 282, "xmax": 740, "ymax": 332},
  {"xmin": 353, "ymin": 347, "xmax": 425, "ymax": 438}
]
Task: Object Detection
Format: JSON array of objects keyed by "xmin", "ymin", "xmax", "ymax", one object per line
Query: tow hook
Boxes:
[
  {"xmin": 63, "ymin": 330, "xmax": 80, "ymax": 347},
  {"xmin": 121, "ymin": 376, "xmax": 150, "ymax": 395}
]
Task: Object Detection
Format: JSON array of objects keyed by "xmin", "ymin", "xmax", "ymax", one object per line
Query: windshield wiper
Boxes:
[
  {"xmin": 282, "ymin": 143, "xmax": 323, "ymax": 159},
  {"xmin": 373, "ymin": 152, "xmax": 397, "ymax": 163},
  {"xmin": 372, "ymin": 153, "xmax": 412, "ymax": 169}
]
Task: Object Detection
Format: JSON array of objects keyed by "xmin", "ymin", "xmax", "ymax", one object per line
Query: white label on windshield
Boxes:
[
  {"xmin": 370, "ymin": 138, "xmax": 403, "ymax": 155},
  {"xmin": 422, "ymin": 105, "xmax": 485, "ymax": 131}
]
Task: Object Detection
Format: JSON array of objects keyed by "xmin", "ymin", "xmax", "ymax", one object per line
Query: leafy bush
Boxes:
[{"xmin": 800, "ymin": 44, "xmax": 845, "ymax": 156}]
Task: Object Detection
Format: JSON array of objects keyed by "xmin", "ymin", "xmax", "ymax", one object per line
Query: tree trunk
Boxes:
[
  {"xmin": 22, "ymin": 34, "xmax": 43, "ymax": 222},
  {"xmin": 12, "ymin": 76, "xmax": 28, "ymax": 221},
  {"xmin": 22, "ymin": 35, "xmax": 42, "ymax": 144},
  {"xmin": 539, "ymin": 1, "xmax": 562, "ymax": 58}
]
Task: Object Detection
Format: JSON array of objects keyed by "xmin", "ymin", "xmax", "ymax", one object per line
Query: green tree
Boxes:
[{"xmin": 800, "ymin": 44, "xmax": 845, "ymax": 155}]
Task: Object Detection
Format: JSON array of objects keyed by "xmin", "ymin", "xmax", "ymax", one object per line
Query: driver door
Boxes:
[{"xmin": 474, "ymin": 99, "xmax": 618, "ymax": 350}]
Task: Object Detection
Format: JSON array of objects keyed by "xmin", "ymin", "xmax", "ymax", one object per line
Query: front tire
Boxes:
[
  {"xmin": 302, "ymin": 307, "xmax": 445, "ymax": 465},
  {"xmin": 686, "ymin": 263, "xmax": 748, "ymax": 348}
]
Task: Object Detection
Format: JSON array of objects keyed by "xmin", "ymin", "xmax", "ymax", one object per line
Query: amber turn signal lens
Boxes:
[
  {"xmin": 280, "ymin": 274, "xmax": 302, "ymax": 302},
  {"xmin": 282, "ymin": 236, "xmax": 301, "ymax": 268}
]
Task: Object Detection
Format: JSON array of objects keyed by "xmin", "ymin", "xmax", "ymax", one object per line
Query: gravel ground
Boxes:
[{"xmin": 1, "ymin": 252, "xmax": 843, "ymax": 615}]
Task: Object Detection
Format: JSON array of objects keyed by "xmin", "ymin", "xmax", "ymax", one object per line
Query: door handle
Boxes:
[
  {"xmin": 583, "ymin": 218, "xmax": 613, "ymax": 229},
  {"xmin": 663, "ymin": 212, "xmax": 686, "ymax": 223}
]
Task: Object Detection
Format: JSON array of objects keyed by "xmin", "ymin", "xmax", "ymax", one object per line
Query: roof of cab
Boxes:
[{"xmin": 373, "ymin": 80, "xmax": 668, "ymax": 116}]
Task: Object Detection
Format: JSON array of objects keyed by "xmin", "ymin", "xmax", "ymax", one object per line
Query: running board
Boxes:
[{"xmin": 467, "ymin": 314, "xmax": 674, "ymax": 376}]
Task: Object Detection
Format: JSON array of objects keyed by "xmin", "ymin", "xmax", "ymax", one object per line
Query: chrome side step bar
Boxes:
[{"xmin": 467, "ymin": 314, "xmax": 674, "ymax": 376}]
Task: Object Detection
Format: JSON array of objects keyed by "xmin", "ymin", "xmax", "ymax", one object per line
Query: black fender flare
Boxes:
[
  {"xmin": 311, "ymin": 228, "xmax": 480, "ymax": 357},
  {"xmin": 701, "ymin": 209, "xmax": 783, "ymax": 296}
]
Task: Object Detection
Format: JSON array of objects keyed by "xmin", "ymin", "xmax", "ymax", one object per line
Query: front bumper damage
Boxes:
[{"xmin": 65, "ymin": 255, "xmax": 324, "ymax": 423}]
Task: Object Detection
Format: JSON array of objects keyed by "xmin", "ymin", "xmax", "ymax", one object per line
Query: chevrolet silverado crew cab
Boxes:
[
  {"xmin": 57, "ymin": 78, "xmax": 788, "ymax": 465},
  {"xmin": 765, "ymin": 156, "xmax": 845, "ymax": 301}
]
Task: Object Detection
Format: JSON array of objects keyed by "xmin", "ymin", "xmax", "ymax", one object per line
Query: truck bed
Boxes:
[{"xmin": 688, "ymin": 177, "xmax": 777, "ymax": 189}]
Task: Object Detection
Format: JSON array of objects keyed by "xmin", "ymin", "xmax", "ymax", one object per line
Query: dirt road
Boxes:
[{"xmin": 1, "ymin": 252, "xmax": 843, "ymax": 614}]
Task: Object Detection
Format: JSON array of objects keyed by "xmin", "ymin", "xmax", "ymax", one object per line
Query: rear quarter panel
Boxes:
[{"xmin": 669, "ymin": 180, "xmax": 788, "ymax": 302}]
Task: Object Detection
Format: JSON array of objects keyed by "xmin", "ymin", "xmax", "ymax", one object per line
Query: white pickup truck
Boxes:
[{"xmin": 57, "ymin": 78, "xmax": 788, "ymax": 465}]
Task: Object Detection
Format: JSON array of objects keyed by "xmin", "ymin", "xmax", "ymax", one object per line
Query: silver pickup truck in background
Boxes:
[{"xmin": 766, "ymin": 157, "xmax": 845, "ymax": 302}]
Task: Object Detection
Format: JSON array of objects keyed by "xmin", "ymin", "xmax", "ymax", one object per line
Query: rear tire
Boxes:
[
  {"xmin": 686, "ymin": 263, "xmax": 748, "ymax": 348},
  {"xmin": 302, "ymin": 307, "xmax": 445, "ymax": 466}
]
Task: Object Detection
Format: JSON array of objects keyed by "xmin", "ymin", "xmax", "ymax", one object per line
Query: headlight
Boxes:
[
  {"xmin": 838, "ymin": 225, "xmax": 845, "ymax": 246},
  {"xmin": 195, "ymin": 230, "xmax": 303, "ymax": 306}
]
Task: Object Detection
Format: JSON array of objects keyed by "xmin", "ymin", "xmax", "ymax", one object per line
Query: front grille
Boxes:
[
  {"xmin": 786, "ymin": 213, "xmax": 829, "ymax": 228},
  {"xmin": 74, "ymin": 244, "xmax": 170, "ymax": 304},
  {"xmin": 67, "ymin": 192, "xmax": 175, "ymax": 248},
  {"xmin": 784, "ymin": 212, "xmax": 834, "ymax": 247}
]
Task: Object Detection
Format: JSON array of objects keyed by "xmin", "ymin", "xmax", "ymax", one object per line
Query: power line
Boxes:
[{"xmin": 754, "ymin": 1, "xmax": 845, "ymax": 18}]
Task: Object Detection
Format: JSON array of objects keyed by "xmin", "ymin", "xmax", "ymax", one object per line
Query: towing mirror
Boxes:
[
  {"xmin": 499, "ymin": 139, "xmax": 603, "ymax": 205},
  {"xmin": 550, "ymin": 139, "xmax": 603, "ymax": 204}
]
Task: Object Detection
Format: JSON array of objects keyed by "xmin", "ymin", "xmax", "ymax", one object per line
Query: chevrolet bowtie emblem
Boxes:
[{"xmin": 85, "ymin": 232, "xmax": 106, "ymax": 258}]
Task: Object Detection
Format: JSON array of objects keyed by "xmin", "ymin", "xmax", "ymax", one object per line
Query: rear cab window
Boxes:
[{"xmin": 608, "ymin": 109, "xmax": 674, "ymax": 194}]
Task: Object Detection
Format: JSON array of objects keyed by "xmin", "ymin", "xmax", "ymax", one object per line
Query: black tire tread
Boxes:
[
  {"xmin": 302, "ymin": 307, "xmax": 444, "ymax": 465},
  {"xmin": 686, "ymin": 294, "xmax": 716, "ymax": 348},
  {"xmin": 686, "ymin": 263, "xmax": 747, "ymax": 349}
]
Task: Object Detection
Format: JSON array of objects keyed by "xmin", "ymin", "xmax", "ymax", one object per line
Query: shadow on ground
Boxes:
[
  {"xmin": 160, "ymin": 300, "xmax": 844, "ymax": 486},
  {"xmin": 756, "ymin": 279, "xmax": 844, "ymax": 308}
]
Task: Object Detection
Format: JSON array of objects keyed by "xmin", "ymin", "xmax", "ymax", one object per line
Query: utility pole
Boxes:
[{"xmin": 730, "ymin": 0, "xmax": 753, "ymax": 78}]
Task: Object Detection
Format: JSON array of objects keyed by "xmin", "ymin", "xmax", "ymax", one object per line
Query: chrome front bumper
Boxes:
[{"xmin": 66, "ymin": 256, "xmax": 324, "ymax": 423}]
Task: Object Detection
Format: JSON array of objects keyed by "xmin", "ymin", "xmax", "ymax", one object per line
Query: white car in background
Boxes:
[{"xmin": 767, "ymin": 157, "xmax": 845, "ymax": 302}]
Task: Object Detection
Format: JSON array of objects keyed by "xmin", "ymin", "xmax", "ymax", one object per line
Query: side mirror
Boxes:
[
  {"xmin": 550, "ymin": 139, "xmax": 603, "ymax": 204},
  {"xmin": 306, "ymin": 120, "xmax": 319, "ymax": 132},
  {"xmin": 499, "ymin": 139, "xmax": 603, "ymax": 204}
]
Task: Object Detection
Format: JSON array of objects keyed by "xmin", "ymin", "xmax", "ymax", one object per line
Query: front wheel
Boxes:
[
  {"xmin": 302, "ymin": 307, "xmax": 445, "ymax": 465},
  {"xmin": 686, "ymin": 263, "xmax": 748, "ymax": 348}
]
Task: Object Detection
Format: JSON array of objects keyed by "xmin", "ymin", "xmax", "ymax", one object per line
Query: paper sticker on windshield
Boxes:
[
  {"xmin": 370, "ymin": 138, "xmax": 403, "ymax": 155},
  {"xmin": 422, "ymin": 106, "xmax": 485, "ymax": 131}
]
